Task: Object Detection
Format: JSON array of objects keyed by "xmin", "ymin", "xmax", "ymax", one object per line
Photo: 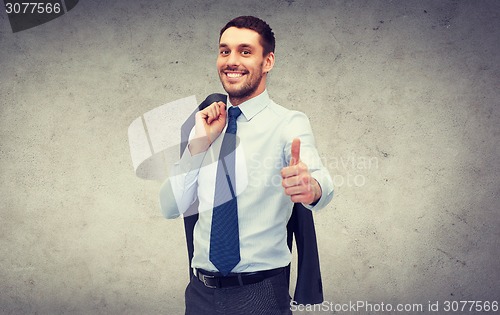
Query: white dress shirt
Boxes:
[{"xmin": 159, "ymin": 90, "xmax": 334, "ymax": 273}]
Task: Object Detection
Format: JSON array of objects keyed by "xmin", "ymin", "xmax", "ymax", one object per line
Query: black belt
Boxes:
[{"xmin": 196, "ymin": 267, "xmax": 285, "ymax": 289}]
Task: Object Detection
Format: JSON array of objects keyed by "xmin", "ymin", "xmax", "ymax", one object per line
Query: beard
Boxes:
[{"xmin": 219, "ymin": 64, "xmax": 264, "ymax": 100}]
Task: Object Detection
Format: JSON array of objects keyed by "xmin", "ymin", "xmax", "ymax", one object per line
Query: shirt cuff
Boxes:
[{"xmin": 302, "ymin": 169, "xmax": 334, "ymax": 211}]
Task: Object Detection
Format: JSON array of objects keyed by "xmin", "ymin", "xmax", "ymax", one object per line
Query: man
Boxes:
[{"xmin": 160, "ymin": 16, "xmax": 334, "ymax": 315}]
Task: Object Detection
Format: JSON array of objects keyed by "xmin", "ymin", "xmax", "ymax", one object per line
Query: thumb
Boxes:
[
  {"xmin": 290, "ymin": 138, "xmax": 301, "ymax": 166},
  {"xmin": 218, "ymin": 102, "xmax": 226, "ymax": 115},
  {"xmin": 218, "ymin": 102, "xmax": 227, "ymax": 122}
]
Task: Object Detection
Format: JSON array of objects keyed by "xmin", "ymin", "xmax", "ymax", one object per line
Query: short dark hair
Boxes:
[{"xmin": 220, "ymin": 16, "xmax": 275, "ymax": 56}]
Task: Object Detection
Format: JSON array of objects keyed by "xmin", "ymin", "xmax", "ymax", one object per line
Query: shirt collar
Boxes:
[{"xmin": 227, "ymin": 90, "xmax": 270, "ymax": 121}]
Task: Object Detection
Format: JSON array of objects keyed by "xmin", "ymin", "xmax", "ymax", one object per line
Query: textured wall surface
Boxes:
[{"xmin": 0, "ymin": 0, "xmax": 499, "ymax": 314}]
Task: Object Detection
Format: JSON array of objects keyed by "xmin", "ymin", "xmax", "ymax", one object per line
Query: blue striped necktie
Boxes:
[{"xmin": 209, "ymin": 106, "xmax": 242, "ymax": 276}]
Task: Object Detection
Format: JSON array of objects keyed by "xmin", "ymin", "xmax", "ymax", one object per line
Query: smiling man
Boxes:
[{"xmin": 160, "ymin": 16, "xmax": 334, "ymax": 314}]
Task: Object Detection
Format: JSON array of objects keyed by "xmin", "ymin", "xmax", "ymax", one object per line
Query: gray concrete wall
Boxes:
[{"xmin": 1, "ymin": 0, "xmax": 498, "ymax": 314}]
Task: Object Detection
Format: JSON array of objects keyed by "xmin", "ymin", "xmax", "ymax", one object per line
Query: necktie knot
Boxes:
[{"xmin": 226, "ymin": 107, "xmax": 241, "ymax": 134}]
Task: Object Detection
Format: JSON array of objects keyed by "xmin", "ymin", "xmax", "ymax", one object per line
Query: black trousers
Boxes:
[{"xmin": 185, "ymin": 269, "xmax": 292, "ymax": 315}]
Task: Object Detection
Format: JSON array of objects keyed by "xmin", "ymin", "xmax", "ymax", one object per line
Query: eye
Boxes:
[
  {"xmin": 242, "ymin": 50, "xmax": 251, "ymax": 55},
  {"xmin": 220, "ymin": 50, "xmax": 230, "ymax": 56}
]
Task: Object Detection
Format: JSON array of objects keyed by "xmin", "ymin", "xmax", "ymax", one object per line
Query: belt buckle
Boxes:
[{"xmin": 201, "ymin": 274, "xmax": 216, "ymax": 288}]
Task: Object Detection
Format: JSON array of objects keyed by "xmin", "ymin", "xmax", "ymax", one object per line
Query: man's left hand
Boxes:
[{"xmin": 281, "ymin": 138, "xmax": 322, "ymax": 205}]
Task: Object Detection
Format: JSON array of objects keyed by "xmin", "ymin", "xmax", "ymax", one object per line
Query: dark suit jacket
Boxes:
[{"xmin": 180, "ymin": 93, "xmax": 324, "ymax": 305}]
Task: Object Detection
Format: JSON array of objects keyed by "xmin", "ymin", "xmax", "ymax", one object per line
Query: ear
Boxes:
[{"xmin": 263, "ymin": 52, "xmax": 275, "ymax": 73}]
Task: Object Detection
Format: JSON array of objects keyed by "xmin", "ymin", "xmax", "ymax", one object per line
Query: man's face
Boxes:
[{"xmin": 217, "ymin": 27, "xmax": 273, "ymax": 103}]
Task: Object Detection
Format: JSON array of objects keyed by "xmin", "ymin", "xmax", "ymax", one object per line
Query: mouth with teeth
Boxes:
[{"xmin": 223, "ymin": 70, "xmax": 248, "ymax": 82}]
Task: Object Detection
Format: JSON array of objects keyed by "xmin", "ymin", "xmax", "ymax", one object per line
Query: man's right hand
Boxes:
[{"xmin": 189, "ymin": 101, "xmax": 227, "ymax": 155}]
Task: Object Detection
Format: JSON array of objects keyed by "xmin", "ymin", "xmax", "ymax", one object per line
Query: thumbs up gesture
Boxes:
[{"xmin": 281, "ymin": 138, "xmax": 322, "ymax": 205}]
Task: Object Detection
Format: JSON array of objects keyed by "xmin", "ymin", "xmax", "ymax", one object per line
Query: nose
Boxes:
[{"xmin": 226, "ymin": 52, "xmax": 240, "ymax": 67}]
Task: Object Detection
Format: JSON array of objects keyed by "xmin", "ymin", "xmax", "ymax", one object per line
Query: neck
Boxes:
[
  {"xmin": 228, "ymin": 96, "xmax": 247, "ymax": 106},
  {"xmin": 229, "ymin": 84, "xmax": 267, "ymax": 106}
]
